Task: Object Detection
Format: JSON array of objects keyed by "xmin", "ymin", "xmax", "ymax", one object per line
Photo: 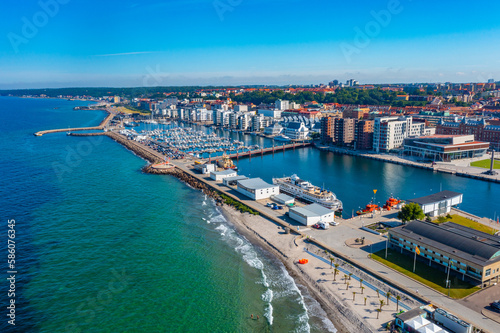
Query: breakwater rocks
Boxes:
[
  {"xmin": 105, "ymin": 132, "xmax": 163, "ymax": 164},
  {"xmin": 142, "ymin": 164, "xmax": 224, "ymax": 205}
]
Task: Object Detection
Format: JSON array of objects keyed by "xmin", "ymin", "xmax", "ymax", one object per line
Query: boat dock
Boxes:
[
  {"xmin": 213, "ymin": 142, "xmax": 312, "ymax": 161},
  {"xmin": 33, "ymin": 111, "xmax": 115, "ymax": 136}
]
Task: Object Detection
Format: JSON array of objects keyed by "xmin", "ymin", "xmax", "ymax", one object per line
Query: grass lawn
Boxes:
[
  {"xmin": 116, "ymin": 106, "xmax": 150, "ymax": 116},
  {"xmin": 372, "ymin": 248, "xmax": 480, "ymax": 299},
  {"xmin": 470, "ymin": 159, "xmax": 500, "ymax": 169},
  {"xmin": 434, "ymin": 214, "xmax": 498, "ymax": 235}
]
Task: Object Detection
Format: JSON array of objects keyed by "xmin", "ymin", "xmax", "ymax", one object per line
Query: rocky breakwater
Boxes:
[
  {"xmin": 143, "ymin": 165, "xmax": 225, "ymax": 206},
  {"xmin": 105, "ymin": 132, "xmax": 163, "ymax": 164}
]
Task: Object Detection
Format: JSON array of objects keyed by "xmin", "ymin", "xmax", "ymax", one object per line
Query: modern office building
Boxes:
[
  {"xmin": 403, "ymin": 135, "xmax": 489, "ymax": 161},
  {"xmin": 389, "ymin": 220, "xmax": 500, "ymax": 286}
]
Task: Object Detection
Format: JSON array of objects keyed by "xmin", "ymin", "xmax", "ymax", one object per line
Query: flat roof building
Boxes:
[
  {"xmin": 223, "ymin": 175, "xmax": 249, "ymax": 186},
  {"xmin": 403, "ymin": 135, "xmax": 489, "ymax": 162},
  {"xmin": 271, "ymin": 193, "xmax": 295, "ymax": 205},
  {"xmin": 289, "ymin": 203, "xmax": 335, "ymax": 226},
  {"xmin": 210, "ymin": 169, "xmax": 237, "ymax": 181},
  {"xmin": 408, "ymin": 190, "xmax": 462, "ymax": 217},
  {"xmin": 236, "ymin": 178, "xmax": 279, "ymax": 200},
  {"xmin": 389, "ymin": 220, "xmax": 500, "ymax": 286}
]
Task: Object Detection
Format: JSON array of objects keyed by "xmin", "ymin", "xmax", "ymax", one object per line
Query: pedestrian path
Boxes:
[{"xmin": 306, "ymin": 249, "xmax": 412, "ymax": 311}]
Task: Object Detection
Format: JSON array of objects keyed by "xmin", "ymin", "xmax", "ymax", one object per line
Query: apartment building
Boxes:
[{"xmin": 373, "ymin": 116, "xmax": 425, "ymax": 152}]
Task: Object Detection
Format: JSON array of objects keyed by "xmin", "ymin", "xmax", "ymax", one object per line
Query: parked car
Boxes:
[
  {"xmin": 329, "ymin": 221, "xmax": 339, "ymax": 226},
  {"xmin": 312, "ymin": 223, "xmax": 321, "ymax": 229},
  {"xmin": 490, "ymin": 301, "xmax": 500, "ymax": 312},
  {"xmin": 266, "ymin": 203, "xmax": 273, "ymax": 207}
]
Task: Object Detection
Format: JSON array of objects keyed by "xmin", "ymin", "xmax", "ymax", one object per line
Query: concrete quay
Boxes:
[{"xmin": 316, "ymin": 144, "xmax": 500, "ymax": 184}]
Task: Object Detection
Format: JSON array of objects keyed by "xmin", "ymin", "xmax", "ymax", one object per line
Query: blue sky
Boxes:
[{"xmin": 1, "ymin": 0, "xmax": 500, "ymax": 88}]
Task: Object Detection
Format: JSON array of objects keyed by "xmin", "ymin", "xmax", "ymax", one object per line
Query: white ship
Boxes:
[{"xmin": 272, "ymin": 174, "xmax": 342, "ymax": 211}]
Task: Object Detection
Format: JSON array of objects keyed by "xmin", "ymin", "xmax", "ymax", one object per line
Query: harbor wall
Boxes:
[{"xmin": 315, "ymin": 144, "xmax": 500, "ymax": 184}]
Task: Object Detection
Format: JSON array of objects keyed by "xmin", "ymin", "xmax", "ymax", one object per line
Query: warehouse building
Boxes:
[
  {"xmin": 288, "ymin": 203, "xmax": 335, "ymax": 226},
  {"xmin": 210, "ymin": 169, "xmax": 237, "ymax": 182},
  {"xmin": 236, "ymin": 178, "xmax": 279, "ymax": 200},
  {"xmin": 271, "ymin": 193, "xmax": 295, "ymax": 205}
]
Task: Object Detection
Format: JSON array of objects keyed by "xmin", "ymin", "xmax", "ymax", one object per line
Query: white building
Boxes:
[
  {"xmin": 284, "ymin": 122, "xmax": 309, "ymax": 140},
  {"xmin": 408, "ymin": 191, "xmax": 463, "ymax": 217},
  {"xmin": 264, "ymin": 123, "xmax": 283, "ymax": 135},
  {"xmin": 194, "ymin": 163, "xmax": 216, "ymax": 174},
  {"xmin": 234, "ymin": 105, "xmax": 248, "ymax": 112},
  {"xmin": 271, "ymin": 193, "xmax": 295, "ymax": 205},
  {"xmin": 213, "ymin": 110, "xmax": 231, "ymax": 127},
  {"xmin": 251, "ymin": 114, "xmax": 264, "ymax": 132},
  {"xmin": 373, "ymin": 116, "xmax": 425, "ymax": 152},
  {"xmin": 210, "ymin": 169, "xmax": 237, "ymax": 182},
  {"xmin": 239, "ymin": 113, "xmax": 251, "ymax": 130},
  {"xmin": 229, "ymin": 112, "xmax": 239, "ymax": 129},
  {"xmin": 223, "ymin": 175, "xmax": 249, "ymax": 186},
  {"xmin": 259, "ymin": 109, "xmax": 282, "ymax": 119},
  {"xmin": 195, "ymin": 108, "xmax": 212, "ymax": 122},
  {"xmin": 236, "ymin": 178, "xmax": 279, "ymax": 200},
  {"xmin": 275, "ymin": 99, "xmax": 290, "ymax": 110},
  {"xmin": 288, "ymin": 203, "xmax": 335, "ymax": 226}
]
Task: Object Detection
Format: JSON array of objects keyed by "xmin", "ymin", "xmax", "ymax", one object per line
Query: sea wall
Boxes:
[{"xmin": 316, "ymin": 144, "xmax": 500, "ymax": 184}]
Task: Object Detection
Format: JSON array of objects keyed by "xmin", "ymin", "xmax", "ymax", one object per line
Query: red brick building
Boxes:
[{"xmin": 436, "ymin": 118, "xmax": 500, "ymax": 150}]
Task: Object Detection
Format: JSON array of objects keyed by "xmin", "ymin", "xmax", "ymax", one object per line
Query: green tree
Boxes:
[
  {"xmin": 396, "ymin": 295, "xmax": 401, "ymax": 311},
  {"xmin": 397, "ymin": 203, "xmax": 425, "ymax": 223},
  {"xmin": 376, "ymin": 308, "xmax": 382, "ymax": 319}
]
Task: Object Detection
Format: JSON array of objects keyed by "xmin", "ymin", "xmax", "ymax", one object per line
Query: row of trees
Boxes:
[{"xmin": 230, "ymin": 88, "xmax": 430, "ymax": 107}]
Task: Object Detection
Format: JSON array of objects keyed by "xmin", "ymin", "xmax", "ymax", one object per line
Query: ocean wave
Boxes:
[
  {"xmin": 209, "ymin": 214, "xmax": 227, "ymax": 224},
  {"xmin": 301, "ymin": 289, "xmax": 337, "ymax": 333}
]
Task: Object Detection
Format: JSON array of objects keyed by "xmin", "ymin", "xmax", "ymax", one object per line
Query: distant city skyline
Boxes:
[{"xmin": 2, "ymin": 0, "xmax": 500, "ymax": 89}]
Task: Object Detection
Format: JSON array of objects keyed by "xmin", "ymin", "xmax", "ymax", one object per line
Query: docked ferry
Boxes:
[{"xmin": 272, "ymin": 174, "xmax": 342, "ymax": 211}]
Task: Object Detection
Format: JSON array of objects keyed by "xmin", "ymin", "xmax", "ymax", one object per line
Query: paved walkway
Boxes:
[{"xmin": 304, "ymin": 218, "xmax": 500, "ymax": 333}]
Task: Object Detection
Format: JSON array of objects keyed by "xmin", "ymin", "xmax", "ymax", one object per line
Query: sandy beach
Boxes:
[{"xmin": 218, "ymin": 204, "xmax": 421, "ymax": 333}]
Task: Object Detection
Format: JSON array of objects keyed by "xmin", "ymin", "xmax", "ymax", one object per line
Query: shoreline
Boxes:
[{"xmin": 217, "ymin": 204, "xmax": 374, "ymax": 333}]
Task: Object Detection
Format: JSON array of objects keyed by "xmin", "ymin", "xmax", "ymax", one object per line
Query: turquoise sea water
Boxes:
[{"xmin": 0, "ymin": 97, "xmax": 334, "ymax": 332}]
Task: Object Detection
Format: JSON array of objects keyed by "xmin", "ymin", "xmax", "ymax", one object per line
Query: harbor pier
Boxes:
[{"xmin": 33, "ymin": 111, "xmax": 114, "ymax": 136}]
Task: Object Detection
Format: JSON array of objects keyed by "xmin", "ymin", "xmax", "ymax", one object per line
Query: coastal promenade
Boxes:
[
  {"xmin": 306, "ymin": 212, "xmax": 500, "ymax": 333},
  {"xmin": 33, "ymin": 110, "xmax": 115, "ymax": 136}
]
